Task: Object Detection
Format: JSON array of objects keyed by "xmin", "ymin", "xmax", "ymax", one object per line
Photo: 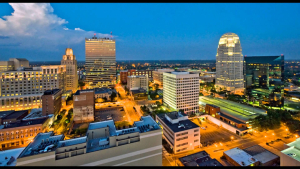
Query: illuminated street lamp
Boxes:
[{"xmin": 231, "ymin": 136, "xmax": 234, "ymax": 141}]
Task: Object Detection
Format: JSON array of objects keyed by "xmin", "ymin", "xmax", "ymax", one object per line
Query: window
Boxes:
[
  {"xmin": 194, "ymin": 139, "xmax": 199, "ymax": 142},
  {"xmin": 194, "ymin": 134, "xmax": 199, "ymax": 137}
]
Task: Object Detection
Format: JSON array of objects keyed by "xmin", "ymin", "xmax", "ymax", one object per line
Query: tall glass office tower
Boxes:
[
  {"xmin": 85, "ymin": 36, "xmax": 116, "ymax": 89},
  {"xmin": 244, "ymin": 55, "xmax": 284, "ymax": 107},
  {"xmin": 216, "ymin": 33, "xmax": 244, "ymax": 94}
]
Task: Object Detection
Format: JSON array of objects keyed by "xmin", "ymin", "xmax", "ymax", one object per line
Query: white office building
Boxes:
[{"xmin": 163, "ymin": 71, "xmax": 199, "ymax": 115}]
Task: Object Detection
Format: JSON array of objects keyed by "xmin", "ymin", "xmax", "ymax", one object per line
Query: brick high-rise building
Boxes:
[
  {"xmin": 42, "ymin": 89, "xmax": 62, "ymax": 116},
  {"xmin": 73, "ymin": 89, "xmax": 95, "ymax": 123}
]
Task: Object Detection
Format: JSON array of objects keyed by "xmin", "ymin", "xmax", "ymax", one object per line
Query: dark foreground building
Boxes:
[{"xmin": 244, "ymin": 55, "xmax": 284, "ymax": 107}]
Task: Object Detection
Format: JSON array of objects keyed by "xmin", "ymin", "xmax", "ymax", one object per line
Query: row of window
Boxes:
[{"xmin": 0, "ymin": 128, "xmax": 40, "ymax": 136}]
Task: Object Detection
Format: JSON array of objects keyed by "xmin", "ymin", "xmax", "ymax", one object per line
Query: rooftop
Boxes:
[
  {"xmin": 171, "ymin": 71, "xmax": 189, "ymax": 75},
  {"xmin": 18, "ymin": 132, "xmax": 64, "ymax": 158},
  {"xmin": 243, "ymin": 145, "xmax": 279, "ymax": 164},
  {"xmin": 131, "ymin": 88, "xmax": 147, "ymax": 94},
  {"xmin": 1, "ymin": 110, "xmax": 28, "ymax": 120},
  {"xmin": 2, "ymin": 117, "xmax": 48, "ymax": 129},
  {"xmin": 94, "ymin": 87, "xmax": 112, "ymax": 94},
  {"xmin": 179, "ymin": 151, "xmax": 223, "ymax": 166},
  {"xmin": 0, "ymin": 147, "xmax": 25, "ymax": 166},
  {"xmin": 244, "ymin": 55, "xmax": 284, "ymax": 64},
  {"xmin": 224, "ymin": 147, "xmax": 258, "ymax": 166},
  {"xmin": 199, "ymin": 96, "xmax": 267, "ymax": 122},
  {"xmin": 157, "ymin": 113, "xmax": 199, "ymax": 133},
  {"xmin": 43, "ymin": 89, "xmax": 61, "ymax": 95},
  {"xmin": 0, "ymin": 111, "xmax": 14, "ymax": 119},
  {"xmin": 74, "ymin": 89, "xmax": 94, "ymax": 95},
  {"xmin": 57, "ymin": 136, "xmax": 87, "ymax": 148},
  {"xmin": 281, "ymin": 138, "xmax": 300, "ymax": 162},
  {"xmin": 22, "ymin": 108, "xmax": 49, "ymax": 121}
]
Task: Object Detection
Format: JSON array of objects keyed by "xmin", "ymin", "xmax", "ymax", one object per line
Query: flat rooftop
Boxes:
[
  {"xmin": 281, "ymin": 138, "xmax": 300, "ymax": 162},
  {"xmin": 43, "ymin": 89, "xmax": 61, "ymax": 95},
  {"xmin": 179, "ymin": 151, "xmax": 223, "ymax": 166},
  {"xmin": 224, "ymin": 147, "xmax": 258, "ymax": 166},
  {"xmin": 57, "ymin": 136, "xmax": 87, "ymax": 148},
  {"xmin": 166, "ymin": 111, "xmax": 188, "ymax": 120},
  {"xmin": 3, "ymin": 117, "xmax": 48, "ymax": 129},
  {"xmin": 2, "ymin": 110, "xmax": 28, "ymax": 120},
  {"xmin": 0, "ymin": 147, "xmax": 25, "ymax": 166},
  {"xmin": 94, "ymin": 87, "xmax": 112, "ymax": 94},
  {"xmin": 156, "ymin": 113, "xmax": 199, "ymax": 133},
  {"xmin": 74, "ymin": 89, "xmax": 94, "ymax": 95},
  {"xmin": 243, "ymin": 145, "xmax": 279, "ymax": 164},
  {"xmin": 199, "ymin": 96, "xmax": 267, "ymax": 122},
  {"xmin": 0, "ymin": 111, "xmax": 14, "ymax": 119}
]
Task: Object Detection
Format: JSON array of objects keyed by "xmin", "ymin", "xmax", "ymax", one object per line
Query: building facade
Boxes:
[
  {"xmin": 156, "ymin": 112, "xmax": 200, "ymax": 154},
  {"xmin": 16, "ymin": 116, "xmax": 162, "ymax": 166},
  {"xmin": 0, "ymin": 66, "xmax": 66, "ymax": 111},
  {"xmin": 0, "ymin": 110, "xmax": 50, "ymax": 150},
  {"xmin": 216, "ymin": 33, "xmax": 244, "ymax": 94},
  {"xmin": 61, "ymin": 48, "xmax": 78, "ymax": 93},
  {"xmin": 281, "ymin": 138, "xmax": 300, "ymax": 166},
  {"xmin": 85, "ymin": 36, "xmax": 116, "ymax": 89},
  {"xmin": 120, "ymin": 69, "xmax": 153, "ymax": 84},
  {"xmin": 163, "ymin": 71, "xmax": 199, "ymax": 115},
  {"xmin": 42, "ymin": 89, "xmax": 62, "ymax": 116},
  {"xmin": 153, "ymin": 68, "xmax": 174, "ymax": 88},
  {"xmin": 73, "ymin": 89, "xmax": 95, "ymax": 123},
  {"xmin": 127, "ymin": 75, "xmax": 149, "ymax": 91},
  {"xmin": 244, "ymin": 55, "xmax": 284, "ymax": 107},
  {"xmin": 0, "ymin": 58, "xmax": 29, "ymax": 73}
]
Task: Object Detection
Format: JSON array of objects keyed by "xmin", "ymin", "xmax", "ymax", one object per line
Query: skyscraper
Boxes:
[
  {"xmin": 216, "ymin": 33, "xmax": 244, "ymax": 94},
  {"xmin": 163, "ymin": 71, "xmax": 199, "ymax": 115},
  {"xmin": 61, "ymin": 48, "xmax": 78, "ymax": 93},
  {"xmin": 85, "ymin": 35, "xmax": 116, "ymax": 89},
  {"xmin": 244, "ymin": 55, "xmax": 284, "ymax": 107}
]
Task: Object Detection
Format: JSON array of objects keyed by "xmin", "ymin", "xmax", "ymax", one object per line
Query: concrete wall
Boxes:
[
  {"xmin": 280, "ymin": 151, "xmax": 300, "ymax": 166},
  {"xmin": 201, "ymin": 115, "xmax": 246, "ymax": 135},
  {"xmin": 16, "ymin": 130, "xmax": 162, "ymax": 166}
]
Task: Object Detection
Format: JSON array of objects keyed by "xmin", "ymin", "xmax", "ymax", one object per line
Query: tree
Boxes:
[
  {"xmin": 110, "ymin": 92, "xmax": 117, "ymax": 102},
  {"xmin": 78, "ymin": 81, "xmax": 85, "ymax": 90},
  {"xmin": 155, "ymin": 101, "xmax": 161, "ymax": 107},
  {"xmin": 153, "ymin": 83, "xmax": 159, "ymax": 91},
  {"xmin": 56, "ymin": 115, "xmax": 62, "ymax": 121},
  {"xmin": 199, "ymin": 92, "xmax": 204, "ymax": 96}
]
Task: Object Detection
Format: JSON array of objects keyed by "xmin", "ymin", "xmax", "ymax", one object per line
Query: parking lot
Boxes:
[
  {"xmin": 191, "ymin": 118, "xmax": 241, "ymax": 146},
  {"xmin": 95, "ymin": 106, "xmax": 128, "ymax": 122}
]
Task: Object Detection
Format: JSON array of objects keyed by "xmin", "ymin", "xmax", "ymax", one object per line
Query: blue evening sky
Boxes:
[{"xmin": 0, "ymin": 3, "xmax": 299, "ymax": 61}]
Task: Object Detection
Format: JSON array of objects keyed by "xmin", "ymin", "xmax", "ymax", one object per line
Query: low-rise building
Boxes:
[
  {"xmin": 94, "ymin": 87, "xmax": 114, "ymax": 100},
  {"xmin": 15, "ymin": 116, "xmax": 162, "ymax": 166},
  {"xmin": 223, "ymin": 147, "xmax": 259, "ymax": 166},
  {"xmin": 130, "ymin": 88, "xmax": 147, "ymax": 100},
  {"xmin": 243, "ymin": 145, "xmax": 279, "ymax": 166},
  {"xmin": 0, "ymin": 109, "xmax": 50, "ymax": 150},
  {"xmin": 281, "ymin": 138, "xmax": 300, "ymax": 166},
  {"xmin": 120, "ymin": 69, "xmax": 153, "ymax": 84},
  {"xmin": 178, "ymin": 150, "xmax": 223, "ymax": 166},
  {"xmin": 156, "ymin": 111, "xmax": 200, "ymax": 154},
  {"xmin": 73, "ymin": 89, "xmax": 94, "ymax": 123},
  {"xmin": 199, "ymin": 71, "xmax": 215, "ymax": 83},
  {"xmin": 127, "ymin": 75, "xmax": 148, "ymax": 91},
  {"xmin": 42, "ymin": 89, "xmax": 62, "ymax": 117},
  {"xmin": 0, "ymin": 110, "xmax": 28, "ymax": 125}
]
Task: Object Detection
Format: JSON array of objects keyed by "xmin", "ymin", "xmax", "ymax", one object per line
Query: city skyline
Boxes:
[{"xmin": 0, "ymin": 3, "xmax": 300, "ymax": 61}]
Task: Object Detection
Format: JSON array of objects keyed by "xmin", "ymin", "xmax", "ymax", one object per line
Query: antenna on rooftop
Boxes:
[{"xmin": 110, "ymin": 31, "xmax": 112, "ymax": 39}]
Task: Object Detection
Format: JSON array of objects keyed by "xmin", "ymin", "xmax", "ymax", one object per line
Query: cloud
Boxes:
[
  {"xmin": 75, "ymin": 28, "xmax": 84, "ymax": 31},
  {"xmin": 0, "ymin": 3, "xmax": 111, "ymax": 52}
]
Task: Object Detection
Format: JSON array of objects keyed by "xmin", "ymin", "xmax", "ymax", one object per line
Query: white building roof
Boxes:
[
  {"xmin": 0, "ymin": 148, "xmax": 25, "ymax": 166},
  {"xmin": 224, "ymin": 147, "xmax": 258, "ymax": 166}
]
